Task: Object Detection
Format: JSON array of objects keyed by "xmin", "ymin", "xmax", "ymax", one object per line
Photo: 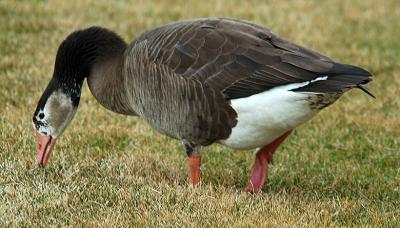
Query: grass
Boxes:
[{"xmin": 0, "ymin": 0, "xmax": 399, "ymax": 226}]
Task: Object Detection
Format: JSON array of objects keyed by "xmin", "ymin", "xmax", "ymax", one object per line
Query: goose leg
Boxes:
[
  {"xmin": 183, "ymin": 142, "xmax": 202, "ymax": 187},
  {"xmin": 187, "ymin": 156, "xmax": 202, "ymax": 186},
  {"xmin": 245, "ymin": 130, "xmax": 292, "ymax": 193}
]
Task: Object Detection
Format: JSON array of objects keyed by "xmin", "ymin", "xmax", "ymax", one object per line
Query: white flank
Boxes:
[{"xmin": 219, "ymin": 78, "xmax": 329, "ymax": 149}]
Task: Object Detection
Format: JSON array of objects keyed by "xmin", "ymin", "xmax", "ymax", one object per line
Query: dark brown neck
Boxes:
[
  {"xmin": 87, "ymin": 53, "xmax": 137, "ymax": 115},
  {"xmin": 52, "ymin": 26, "xmax": 137, "ymax": 115}
]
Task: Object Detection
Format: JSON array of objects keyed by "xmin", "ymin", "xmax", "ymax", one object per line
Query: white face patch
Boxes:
[{"xmin": 33, "ymin": 90, "xmax": 77, "ymax": 138}]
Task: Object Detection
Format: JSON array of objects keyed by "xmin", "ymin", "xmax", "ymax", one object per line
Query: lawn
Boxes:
[{"xmin": 0, "ymin": 0, "xmax": 399, "ymax": 226}]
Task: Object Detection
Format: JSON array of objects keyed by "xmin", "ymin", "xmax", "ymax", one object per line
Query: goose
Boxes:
[{"xmin": 32, "ymin": 18, "xmax": 373, "ymax": 193}]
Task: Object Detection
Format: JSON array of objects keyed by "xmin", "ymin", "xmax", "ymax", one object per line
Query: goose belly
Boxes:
[{"xmin": 219, "ymin": 85, "xmax": 323, "ymax": 149}]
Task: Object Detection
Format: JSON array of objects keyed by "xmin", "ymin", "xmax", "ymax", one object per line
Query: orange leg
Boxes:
[
  {"xmin": 187, "ymin": 156, "xmax": 202, "ymax": 187},
  {"xmin": 245, "ymin": 130, "xmax": 292, "ymax": 193}
]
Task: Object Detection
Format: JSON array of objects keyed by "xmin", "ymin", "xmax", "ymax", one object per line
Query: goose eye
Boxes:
[{"xmin": 38, "ymin": 113, "xmax": 45, "ymax": 119}]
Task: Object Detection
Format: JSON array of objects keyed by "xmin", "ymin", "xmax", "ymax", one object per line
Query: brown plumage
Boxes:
[
  {"xmin": 32, "ymin": 18, "xmax": 373, "ymax": 192},
  {"xmin": 122, "ymin": 18, "xmax": 372, "ymax": 148}
]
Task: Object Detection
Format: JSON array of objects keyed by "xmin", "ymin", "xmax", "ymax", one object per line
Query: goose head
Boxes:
[
  {"xmin": 32, "ymin": 79, "xmax": 81, "ymax": 166},
  {"xmin": 32, "ymin": 27, "xmax": 126, "ymax": 166}
]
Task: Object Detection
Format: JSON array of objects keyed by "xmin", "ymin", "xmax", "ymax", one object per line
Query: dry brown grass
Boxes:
[{"xmin": 0, "ymin": 0, "xmax": 399, "ymax": 226}]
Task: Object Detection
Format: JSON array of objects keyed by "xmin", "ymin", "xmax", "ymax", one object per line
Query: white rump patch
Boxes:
[{"xmin": 220, "ymin": 78, "xmax": 329, "ymax": 149}]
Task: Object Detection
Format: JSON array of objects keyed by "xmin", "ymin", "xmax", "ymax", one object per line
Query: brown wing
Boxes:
[{"xmin": 135, "ymin": 17, "xmax": 372, "ymax": 99}]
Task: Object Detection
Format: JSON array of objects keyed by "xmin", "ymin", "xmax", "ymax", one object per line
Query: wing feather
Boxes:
[{"xmin": 136, "ymin": 18, "xmax": 371, "ymax": 99}]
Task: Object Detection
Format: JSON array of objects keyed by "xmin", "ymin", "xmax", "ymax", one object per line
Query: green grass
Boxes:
[{"xmin": 1, "ymin": 0, "xmax": 399, "ymax": 226}]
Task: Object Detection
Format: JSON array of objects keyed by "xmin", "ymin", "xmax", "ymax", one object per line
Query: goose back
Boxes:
[{"xmin": 133, "ymin": 18, "xmax": 371, "ymax": 99}]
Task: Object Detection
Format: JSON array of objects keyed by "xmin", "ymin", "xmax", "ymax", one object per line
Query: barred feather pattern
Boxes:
[{"xmin": 123, "ymin": 40, "xmax": 237, "ymax": 146}]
